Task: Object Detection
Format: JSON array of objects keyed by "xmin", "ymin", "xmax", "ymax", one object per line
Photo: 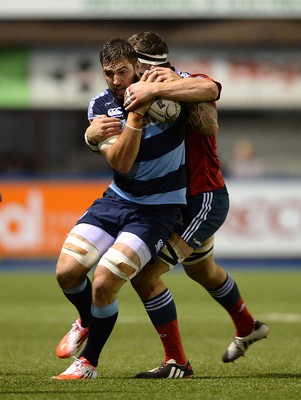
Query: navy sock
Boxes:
[
  {"xmin": 63, "ymin": 277, "xmax": 92, "ymax": 327},
  {"xmin": 143, "ymin": 288, "xmax": 176, "ymax": 326},
  {"xmin": 207, "ymin": 273, "xmax": 239, "ymax": 306},
  {"xmin": 80, "ymin": 301, "xmax": 119, "ymax": 367},
  {"xmin": 207, "ymin": 273, "xmax": 254, "ymax": 336}
]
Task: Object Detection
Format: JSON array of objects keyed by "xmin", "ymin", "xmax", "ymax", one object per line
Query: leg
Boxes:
[
  {"xmin": 55, "ymin": 224, "xmax": 115, "ymax": 359},
  {"xmin": 54, "ymin": 233, "xmax": 152, "ymax": 380},
  {"xmin": 55, "ymin": 239, "xmax": 95, "ymax": 359},
  {"xmin": 131, "ymin": 235, "xmax": 194, "ymax": 378},
  {"xmin": 183, "ymin": 240, "xmax": 255, "ymax": 335},
  {"xmin": 56, "ymin": 250, "xmax": 93, "ymax": 327},
  {"xmin": 183, "ymin": 237, "xmax": 269, "ymax": 362},
  {"xmin": 80, "ymin": 237, "xmax": 150, "ymax": 367}
]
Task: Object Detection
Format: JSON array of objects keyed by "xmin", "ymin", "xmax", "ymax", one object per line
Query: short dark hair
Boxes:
[
  {"xmin": 128, "ymin": 32, "xmax": 169, "ymax": 56},
  {"xmin": 99, "ymin": 38, "xmax": 138, "ymax": 67}
]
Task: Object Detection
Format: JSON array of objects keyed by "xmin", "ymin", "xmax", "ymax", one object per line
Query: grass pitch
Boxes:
[{"xmin": 0, "ymin": 267, "xmax": 301, "ymax": 399}]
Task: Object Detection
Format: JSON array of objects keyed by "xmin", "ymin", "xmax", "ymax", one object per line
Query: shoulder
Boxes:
[
  {"xmin": 89, "ymin": 89, "xmax": 112, "ymax": 106},
  {"xmin": 88, "ymin": 90, "xmax": 125, "ymax": 119}
]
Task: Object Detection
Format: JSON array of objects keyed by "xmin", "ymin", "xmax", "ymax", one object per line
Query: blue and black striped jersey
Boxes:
[{"xmin": 87, "ymin": 89, "xmax": 187, "ymax": 206}]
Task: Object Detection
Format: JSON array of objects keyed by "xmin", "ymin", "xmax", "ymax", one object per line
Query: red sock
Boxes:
[
  {"xmin": 156, "ymin": 319, "xmax": 187, "ymax": 365},
  {"xmin": 225, "ymin": 298, "xmax": 254, "ymax": 337},
  {"xmin": 143, "ymin": 288, "xmax": 188, "ymax": 365}
]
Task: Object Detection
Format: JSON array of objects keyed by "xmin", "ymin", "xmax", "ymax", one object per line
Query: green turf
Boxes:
[{"xmin": 0, "ymin": 268, "xmax": 301, "ymax": 399}]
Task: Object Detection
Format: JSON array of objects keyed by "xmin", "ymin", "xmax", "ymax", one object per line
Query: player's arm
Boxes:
[
  {"xmin": 85, "ymin": 115, "xmax": 122, "ymax": 152},
  {"xmin": 149, "ymin": 76, "xmax": 219, "ymax": 103},
  {"xmin": 86, "ymin": 72, "xmax": 156, "ymax": 158},
  {"xmin": 125, "ymin": 68, "xmax": 219, "ymax": 110},
  {"xmin": 102, "ymin": 110, "xmax": 145, "ymax": 173},
  {"xmin": 187, "ymin": 102, "xmax": 219, "ymax": 136},
  {"xmin": 85, "ymin": 111, "xmax": 144, "ymax": 173},
  {"xmin": 151, "ymin": 68, "xmax": 219, "ymax": 136}
]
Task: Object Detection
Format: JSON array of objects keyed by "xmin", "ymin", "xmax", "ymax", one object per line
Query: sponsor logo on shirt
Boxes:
[{"xmin": 108, "ymin": 107, "xmax": 123, "ymax": 117}]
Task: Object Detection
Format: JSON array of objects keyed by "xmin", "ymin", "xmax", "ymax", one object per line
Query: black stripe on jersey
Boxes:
[
  {"xmin": 136, "ymin": 118, "xmax": 186, "ymax": 162},
  {"xmin": 114, "ymin": 164, "xmax": 186, "ymax": 197}
]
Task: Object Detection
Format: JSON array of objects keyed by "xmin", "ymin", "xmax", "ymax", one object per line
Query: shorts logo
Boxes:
[
  {"xmin": 108, "ymin": 107, "xmax": 123, "ymax": 117},
  {"xmin": 155, "ymin": 239, "xmax": 164, "ymax": 253},
  {"xmin": 193, "ymin": 238, "xmax": 202, "ymax": 246}
]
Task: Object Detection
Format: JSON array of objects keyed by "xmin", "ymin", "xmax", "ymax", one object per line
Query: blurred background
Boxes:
[{"xmin": 0, "ymin": 0, "xmax": 301, "ymax": 268}]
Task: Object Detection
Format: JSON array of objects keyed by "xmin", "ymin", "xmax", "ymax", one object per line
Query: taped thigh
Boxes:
[
  {"xmin": 99, "ymin": 232, "xmax": 152, "ymax": 281},
  {"xmin": 62, "ymin": 235, "xmax": 100, "ymax": 269},
  {"xmin": 99, "ymin": 247, "xmax": 140, "ymax": 281},
  {"xmin": 182, "ymin": 237, "xmax": 214, "ymax": 266},
  {"xmin": 70, "ymin": 223, "xmax": 115, "ymax": 254},
  {"xmin": 115, "ymin": 231, "xmax": 151, "ymax": 267},
  {"xmin": 157, "ymin": 239, "xmax": 185, "ymax": 270}
]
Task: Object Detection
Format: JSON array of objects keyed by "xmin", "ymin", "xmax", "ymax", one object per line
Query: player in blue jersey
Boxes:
[
  {"xmin": 84, "ymin": 32, "xmax": 269, "ymax": 378},
  {"xmin": 53, "ymin": 38, "xmax": 189, "ymax": 380}
]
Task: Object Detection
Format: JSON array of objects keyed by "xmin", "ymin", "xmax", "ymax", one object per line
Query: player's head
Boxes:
[
  {"xmin": 128, "ymin": 32, "xmax": 171, "ymax": 75},
  {"xmin": 99, "ymin": 38, "xmax": 139, "ymax": 102}
]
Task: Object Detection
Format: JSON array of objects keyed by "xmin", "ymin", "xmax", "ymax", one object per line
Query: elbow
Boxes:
[
  {"xmin": 105, "ymin": 149, "xmax": 134, "ymax": 173},
  {"xmin": 195, "ymin": 82, "xmax": 219, "ymax": 102},
  {"xmin": 116, "ymin": 165, "xmax": 132, "ymax": 174},
  {"xmin": 110, "ymin": 159, "xmax": 133, "ymax": 174},
  {"xmin": 208, "ymin": 83, "xmax": 219, "ymax": 101}
]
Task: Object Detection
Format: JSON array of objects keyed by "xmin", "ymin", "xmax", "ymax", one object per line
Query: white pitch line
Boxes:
[{"xmin": 263, "ymin": 313, "xmax": 301, "ymax": 323}]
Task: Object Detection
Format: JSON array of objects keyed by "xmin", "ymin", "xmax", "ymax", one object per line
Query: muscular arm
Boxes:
[
  {"xmin": 85, "ymin": 115, "xmax": 122, "ymax": 147},
  {"xmin": 125, "ymin": 68, "xmax": 219, "ymax": 110},
  {"xmin": 125, "ymin": 68, "xmax": 219, "ymax": 136},
  {"xmin": 102, "ymin": 111, "xmax": 144, "ymax": 173},
  {"xmin": 85, "ymin": 71, "xmax": 156, "ymax": 168},
  {"xmin": 187, "ymin": 102, "xmax": 219, "ymax": 136},
  {"xmin": 149, "ymin": 77, "xmax": 218, "ymax": 103}
]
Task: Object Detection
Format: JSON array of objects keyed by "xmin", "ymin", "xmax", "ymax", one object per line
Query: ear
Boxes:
[{"xmin": 134, "ymin": 60, "xmax": 140, "ymax": 76}]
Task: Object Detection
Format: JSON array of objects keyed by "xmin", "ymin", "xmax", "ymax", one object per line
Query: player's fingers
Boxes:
[
  {"xmin": 146, "ymin": 70, "xmax": 158, "ymax": 82},
  {"xmin": 92, "ymin": 114, "xmax": 107, "ymax": 121},
  {"xmin": 124, "ymin": 100, "xmax": 137, "ymax": 111},
  {"xmin": 139, "ymin": 70, "xmax": 150, "ymax": 82},
  {"xmin": 107, "ymin": 122, "xmax": 122, "ymax": 131},
  {"xmin": 154, "ymin": 74, "xmax": 165, "ymax": 82}
]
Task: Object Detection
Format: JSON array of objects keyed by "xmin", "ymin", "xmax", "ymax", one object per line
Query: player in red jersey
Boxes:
[
  {"xmin": 80, "ymin": 32, "xmax": 269, "ymax": 378},
  {"xmin": 124, "ymin": 32, "xmax": 269, "ymax": 378}
]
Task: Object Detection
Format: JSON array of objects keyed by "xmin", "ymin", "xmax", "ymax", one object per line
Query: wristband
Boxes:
[
  {"xmin": 84, "ymin": 131, "xmax": 100, "ymax": 152},
  {"xmin": 125, "ymin": 123, "xmax": 143, "ymax": 132}
]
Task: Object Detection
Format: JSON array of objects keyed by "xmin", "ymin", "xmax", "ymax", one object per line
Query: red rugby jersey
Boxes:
[{"xmin": 184, "ymin": 73, "xmax": 225, "ymax": 197}]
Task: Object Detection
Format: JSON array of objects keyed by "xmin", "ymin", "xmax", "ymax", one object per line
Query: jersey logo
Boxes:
[
  {"xmin": 108, "ymin": 107, "xmax": 123, "ymax": 117},
  {"xmin": 179, "ymin": 71, "xmax": 190, "ymax": 78}
]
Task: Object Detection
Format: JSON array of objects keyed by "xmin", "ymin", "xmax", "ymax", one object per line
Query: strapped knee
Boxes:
[
  {"xmin": 182, "ymin": 239, "xmax": 214, "ymax": 266},
  {"xmin": 158, "ymin": 239, "xmax": 185, "ymax": 270},
  {"xmin": 62, "ymin": 235, "xmax": 100, "ymax": 269},
  {"xmin": 99, "ymin": 248, "xmax": 139, "ymax": 281}
]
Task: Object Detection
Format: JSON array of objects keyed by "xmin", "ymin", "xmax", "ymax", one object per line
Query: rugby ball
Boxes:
[{"xmin": 147, "ymin": 99, "xmax": 181, "ymax": 123}]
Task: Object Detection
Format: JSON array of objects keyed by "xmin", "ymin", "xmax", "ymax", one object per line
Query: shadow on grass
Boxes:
[
  {"xmin": 199, "ymin": 373, "xmax": 301, "ymax": 380},
  {"xmin": 1, "ymin": 372, "xmax": 301, "ymax": 396}
]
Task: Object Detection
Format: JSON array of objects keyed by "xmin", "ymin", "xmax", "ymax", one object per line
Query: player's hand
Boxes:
[
  {"xmin": 86, "ymin": 115, "xmax": 122, "ymax": 144},
  {"xmin": 124, "ymin": 67, "xmax": 181, "ymax": 111},
  {"xmin": 147, "ymin": 67, "xmax": 181, "ymax": 83},
  {"xmin": 124, "ymin": 70, "xmax": 158, "ymax": 111}
]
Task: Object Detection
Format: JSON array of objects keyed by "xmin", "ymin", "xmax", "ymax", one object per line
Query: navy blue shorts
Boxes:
[
  {"xmin": 175, "ymin": 185, "xmax": 229, "ymax": 249},
  {"xmin": 77, "ymin": 188, "xmax": 182, "ymax": 259}
]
